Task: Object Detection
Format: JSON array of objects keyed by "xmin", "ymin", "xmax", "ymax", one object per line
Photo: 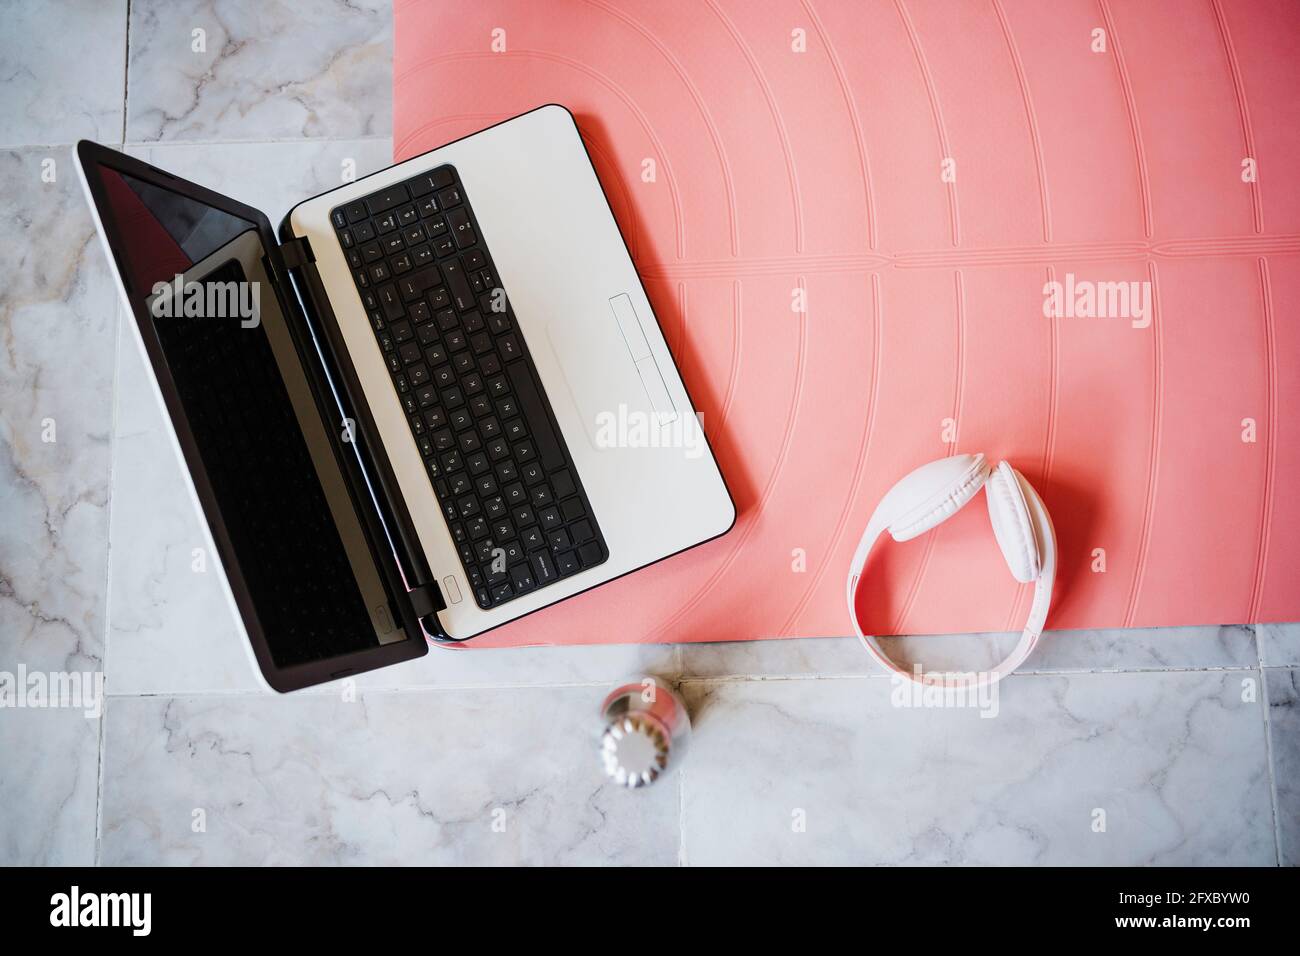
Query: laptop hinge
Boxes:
[
  {"xmin": 279, "ymin": 235, "xmax": 315, "ymax": 270},
  {"xmin": 408, "ymin": 583, "xmax": 469, "ymax": 643}
]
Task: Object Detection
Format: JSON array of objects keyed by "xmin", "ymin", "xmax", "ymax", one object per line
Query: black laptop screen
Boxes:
[{"xmin": 91, "ymin": 164, "xmax": 401, "ymax": 671}]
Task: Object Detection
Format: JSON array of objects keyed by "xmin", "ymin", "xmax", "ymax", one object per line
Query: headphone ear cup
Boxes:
[
  {"xmin": 887, "ymin": 454, "xmax": 989, "ymax": 542},
  {"xmin": 985, "ymin": 462, "xmax": 1040, "ymax": 583}
]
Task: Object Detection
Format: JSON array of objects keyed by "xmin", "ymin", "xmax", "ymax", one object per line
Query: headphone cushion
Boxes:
[
  {"xmin": 986, "ymin": 462, "xmax": 1040, "ymax": 583},
  {"xmin": 888, "ymin": 455, "xmax": 990, "ymax": 542}
]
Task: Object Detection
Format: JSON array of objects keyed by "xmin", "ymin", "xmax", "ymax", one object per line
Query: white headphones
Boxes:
[{"xmin": 846, "ymin": 453, "xmax": 1056, "ymax": 687}]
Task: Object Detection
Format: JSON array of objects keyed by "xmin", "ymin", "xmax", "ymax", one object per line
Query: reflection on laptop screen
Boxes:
[{"xmin": 97, "ymin": 167, "xmax": 399, "ymax": 669}]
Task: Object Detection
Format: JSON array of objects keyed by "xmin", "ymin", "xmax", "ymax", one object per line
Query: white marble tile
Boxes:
[
  {"xmin": 679, "ymin": 670, "xmax": 1276, "ymax": 865},
  {"xmin": 1264, "ymin": 668, "xmax": 1298, "ymax": 866},
  {"xmin": 0, "ymin": 707, "xmax": 101, "ymax": 865},
  {"xmin": 681, "ymin": 625, "xmax": 1259, "ymax": 680},
  {"xmin": 0, "ymin": 148, "xmax": 116, "ymax": 673},
  {"xmin": 100, "ymin": 686, "xmax": 679, "ymax": 865},
  {"xmin": 0, "ymin": 147, "xmax": 117, "ymax": 863},
  {"xmin": 125, "ymin": 0, "xmax": 391, "ymax": 144},
  {"xmin": 1258, "ymin": 622, "xmax": 1300, "ymax": 668},
  {"xmin": 0, "ymin": 0, "xmax": 127, "ymax": 147}
]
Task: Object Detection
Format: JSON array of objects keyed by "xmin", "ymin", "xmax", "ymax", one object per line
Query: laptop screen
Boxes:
[{"xmin": 86, "ymin": 160, "xmax": 411, "ymax": 676}]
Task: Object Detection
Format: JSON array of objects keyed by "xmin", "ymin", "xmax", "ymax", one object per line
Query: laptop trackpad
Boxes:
[{"xmin": 544, "ymin": 297, "xmax": 673, "ymax": 451}]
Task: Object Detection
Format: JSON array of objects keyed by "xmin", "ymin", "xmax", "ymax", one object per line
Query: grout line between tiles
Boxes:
[
  {"xmin": 119, "ymin": 0, "xmax": 130, "ymax": 146},
  {"xmin": 120, "ymin": 134, "xmax": 395, "ymax": 149},
  {"xmin": 100, "ymin": 663, "xmax": 1266, "ymax": 701},
  {"xmin": 1256, "ymin": 632, "xmax": 1284, "ymax": 866}
]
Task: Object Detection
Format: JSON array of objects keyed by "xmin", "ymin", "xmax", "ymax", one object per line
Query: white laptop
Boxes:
[{"xmin": 77, "ymin": 104, "xmax": 734, "ymax": 691}]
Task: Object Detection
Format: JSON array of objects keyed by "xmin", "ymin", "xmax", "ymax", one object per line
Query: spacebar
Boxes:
[{"xmin": 506, "ymin": 360, "xmax": 565, "ymax": 471}]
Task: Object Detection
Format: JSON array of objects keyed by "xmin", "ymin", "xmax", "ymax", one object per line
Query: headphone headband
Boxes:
[{"xmin": 846, "ymin": 454, "xmax": 1056, "ymax": 688}]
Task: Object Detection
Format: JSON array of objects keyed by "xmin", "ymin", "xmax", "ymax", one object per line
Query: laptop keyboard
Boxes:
[{"xmin": 330, "ymin": 165, "xmax": 608, "ymax": 610}]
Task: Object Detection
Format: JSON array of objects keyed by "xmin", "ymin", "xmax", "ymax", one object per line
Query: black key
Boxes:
[
  {"xmin": 490, "ymin": 582, "xmax": 513, "ymax": 603},
  {"xmin": 405, "ymin": 174, "xmax": 435, "ymax": 198},
  {"xmin": 344, "ymin": 202, "xmax": 368, "ymax": 223},
  {"xmin": 436, "ymin": 185, "xmax": 463, "ymax": 209},
  {"xmin": 560, "ymin": 497, "xmax": 585, "ymax": 522},
  {"xmin": 506, "ymin": 361, "xmax": 565, "ymax": 471},
  {"xmin": 549, "ymin": 529, "xmax": 571, "ymax": 551},
  {"xmin": 376, "ymin": 212, "xmax": 398, "ymax": 233},
  {"xmin": 366, "ymin": 184, "xmax": 410, "ymax": 215},
  {"xmin": 552, "ymin": 470, "xmax": 575, "ymax": 499},
  {"xmin": 397, "ymin": 205, "xmax": 419, "ymax": 227},
  {"xmin": 377, "ymin": 285, "xmax": 404, "ymax": 321},
  {"xmin": 332, "ymin": 208, "xmax": 349, "ymax": 229},
  {"xmin": 465, "ymin": 248, "xmax": 487, "ymax": 271},
  {"xmin": 531, "ymin": 549, "xmax": 557, "ymax": 585},
  {"xmin": 578, "ymin": 541, "xmax": 603, "ymax": 567},
  {"xmin": 509, "ymin": 563, "xmax": 535, "ymax": 593},
  {"xmin": 556, "ymin": 551, "xmax": 579, "ymax": 575},
  {"xmin": 498, "ymin": 334, "xmax": 521, "ymax": 361},
  {"xmin": 353, "ymin": 221, "xmax": 375, "ymax": 242},
  {"xmin": 520, "ymin": 526, "xmax": 543, "ymax": 550},
  {"xmin": 571, "ymin": 519, "xmax": 594, "ymax": 543},
  {"xmin": 447, "ymin": 207, "xmax": 476, "ymax": 248},
  {"xmin": 442, "ymin": 258, "xmax": 475, "ymax": 312}
]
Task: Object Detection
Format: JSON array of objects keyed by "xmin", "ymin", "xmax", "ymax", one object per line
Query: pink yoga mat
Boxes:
[{"xmin": 393, "ymin": 0, "xmax": 1300, "ymax": 647}]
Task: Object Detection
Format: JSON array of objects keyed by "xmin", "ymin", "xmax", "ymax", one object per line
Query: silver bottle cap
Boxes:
[{"xmin": 600, "ymin": 712, "xmax": 671, "ymax": 788}]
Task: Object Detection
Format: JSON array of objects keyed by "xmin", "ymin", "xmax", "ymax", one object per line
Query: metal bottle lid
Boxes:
[{"xmin": 600, "ymin": 712, "xmax": 672, "ymax": 788}]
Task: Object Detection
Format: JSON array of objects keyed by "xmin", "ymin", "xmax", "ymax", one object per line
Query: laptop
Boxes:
[{"xmin": 77, "ymin": 104, "xmax": 735, "ymax": 692}]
